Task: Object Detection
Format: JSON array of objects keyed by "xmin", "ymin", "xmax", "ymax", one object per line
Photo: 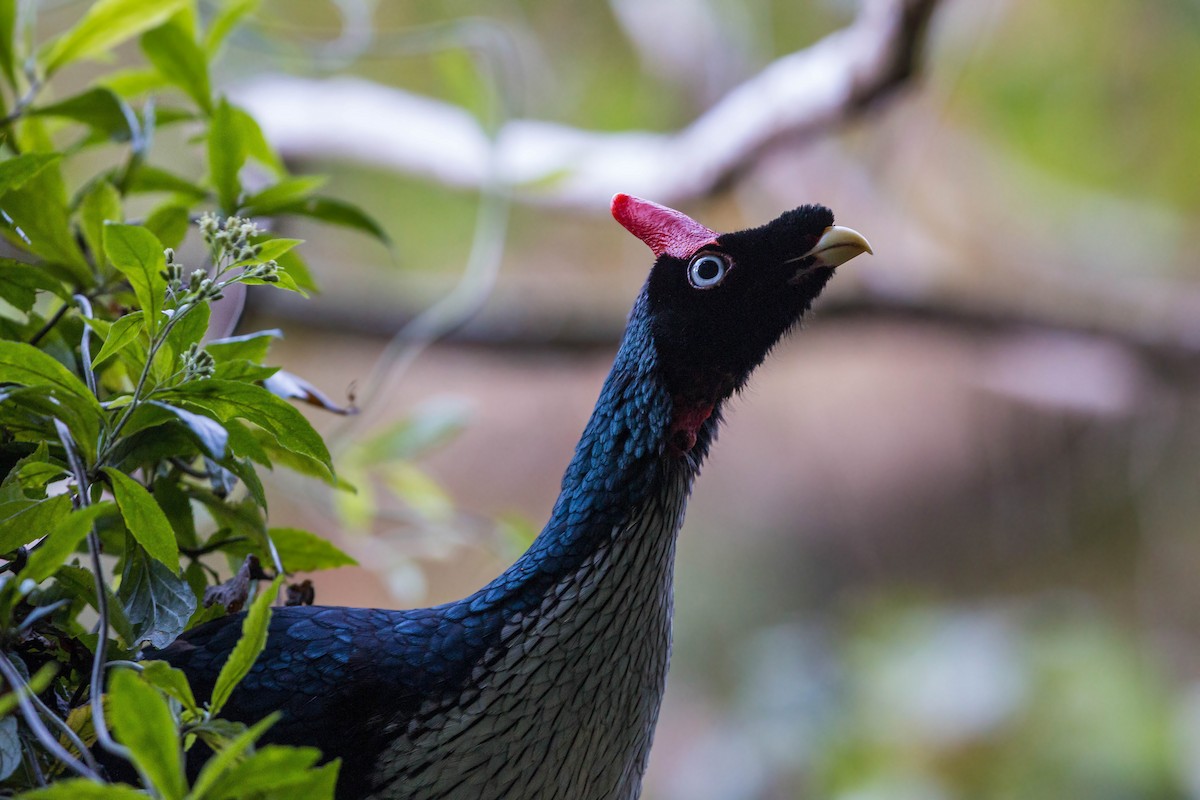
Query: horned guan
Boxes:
[{"xmin": 153, "ymin": 195, "xmax": 871, "ymax": 799}]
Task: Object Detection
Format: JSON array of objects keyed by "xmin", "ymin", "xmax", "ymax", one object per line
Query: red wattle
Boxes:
[
  {"xmin": 668, "ymin": 400, "xmax": 714, "ymax": 454},
  {"xmin": 611, "ymin": 194, "xmax": 719, "ymax": 260}
]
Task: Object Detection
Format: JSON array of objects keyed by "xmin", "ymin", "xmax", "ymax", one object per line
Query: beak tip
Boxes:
[{"xmin": 812, "ymin": 225, "xmax": 872, "ymax": 268}]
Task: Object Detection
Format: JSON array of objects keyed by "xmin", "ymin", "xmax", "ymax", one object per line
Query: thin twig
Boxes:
[
  {"xmin": 169, "ymin": 457, "xmax": 210, "ymax": 479},
  {"xmin": 0, "ymin": 652, "xmax": 102, "ymax": 782},
  {"xmin": 54, "ymin": 420, "xmax": 87, "ymax": 499},
  {"xmin": 0, "ymin": 73, "xmax": 43, "ymax": 127},
  {"xmin": 98, "ymin": 302, "xmax": 193, "ymax": 463},
  {"xmin": 74, "ymin": 294, "xmax": 98, "ymax": 398},
  {"xmin": 21, "ymin": 676, "xmax": 101, "ymax": 773},
  {"xmin": 180, "ymin": 536, "xmax": 249, "ymax": 559},
  {"xmin": 27, "ymin": 301, "xmax": 70, "ymax": 347},
  {"xmin": 52, "ymin": 420, "xmax": 129, "ymax": 763},
  {"xmin": 84, "ymin": 525, "xmax": 130, "ymax": 762},
  {"xmin": 22, "ymin": 738, "xmax": 47, "ymax": 786}
]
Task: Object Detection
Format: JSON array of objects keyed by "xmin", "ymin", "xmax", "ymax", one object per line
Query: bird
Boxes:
[{"xmin": 155, "ymin": 194, "xmax": 872, "ymax": 800}]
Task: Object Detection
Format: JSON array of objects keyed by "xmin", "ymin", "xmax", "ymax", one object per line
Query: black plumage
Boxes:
[{"xmin": 153, "ymin": 195, "xmax": 871, "ymax": 800}]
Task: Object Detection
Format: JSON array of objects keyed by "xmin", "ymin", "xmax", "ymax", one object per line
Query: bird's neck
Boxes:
[{"xmin": 476, "ymin": 294, "xmax": 706, "ymax": 614}]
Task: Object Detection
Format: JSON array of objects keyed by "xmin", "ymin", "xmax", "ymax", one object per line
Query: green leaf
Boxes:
[
  {"xmin": 240, "ymin": 175, "xmax": 327, "ymax": 216},
  {"xmin": 101, "ymin": 66, "xmax": 169, "ymax": 98},
  {"xmin": 209, "ymin": 575, "xmax": 282, "ymax": 716},
  {"xmin": 189, "ymin": 493, "xmax": 264, "ymax": 549},
  {"xmin": 384, "ymin": 462, "xmax": 453, "ymax": 522},
  {"xmin": 204, "ymin": 0, "xmax": 260, "ymax": 55},
  {"xmin": 0, "ymin": 341, "xmax": 98, "ymax": 406},
  {"xmin": 119, "ymin": 541, "xmax": 196, "ymax": 648},
  {"xmin": 164, "ymin": 380, "xmax": 333, "ymax": 473},
  {"xmin": 162, "ymin": 301, "xmax": 209, "ymax": 368},
  {"xmin": 206, "ymin": 99, "xmax": 287, "ymax": 212},
  {"xmin": 144, "ymin": 202, "xmax": 191, "ymax": 249},
  {"xmin": 0, "ymin": 259, "xmax": 64, "ymax": 313},
  {"xmin": 104, "ymin": 224, "xmax": 167, "ymax": 335},
  {"xmin": 78, "ymin": 179, "xmax": 123, "ymax": 273},
  {"xmin": 13, "ymin": 460, "xmax": 67, "ymax": 493},
  {"xmin": 22, "ymin": 502, "xmax": 114, "ymax": 583},
  {"xmin": 242, "ymin": 271, "xmax": 304, "ymax": 298},
  {"xmin": 230, "ymin": 104, "xmax": 284, "ymax": 175},
  {"xmin": 282, "ymin": 760, "xmax": 340, "ymax": 799},
  {"xmin": 40, "ymin": 0, "xmax": 190, "ymax": 77},
  {"xmin": 0, "ymin": 385, "xmax": 102, "ymax": 462},
  {"xmin": 0, "ymin": 0, "xmax": 16, "ymax": 88},
  {"xmin": 0, "ymin": 154, "xmax": 90, "ymax": 281},
  {"xmin": 222, "ymin": 454, "xmax": 267, "ymax": 510},
  {"xmin": 274, "ymin": 248, "xmax": 317, "ymax": 293},
  {"xmin": 140, "ymin": 660, "xmax": 198, "ymax": 714},
  {"xmin": 142, "ymin": 13, "xmax": 212, "ymax": 113},
  {"xmin": 103, "ymin": 467, "xmax": 178, "ymax": 567},
  {"xmin": 0, "ymin": 153, "xmax": 61, "ymax": 195},
  {"xmin": 0, "ymin": 443, "xmax": 48, "ymax": 490},
  {"xmin": 148, "ymin": 400, "xmax": 227, "ymax": 459},
  {"xmin": 205, "ymin": 329, "xmax": 281, "ymax": 364},
  {"xmin": 0, "ymin": 715, "xmax": 19, "ymax": 781},
  {"xmin": 189, "ymin": 713, "xmax": 278, "ymax": 799},
  {"xmin": 0, "ymin": 494, "xmax": 70, "ymax": 558},
  {"xmin": 153, "ymin": 473, "xmax": 196, "ymax": 549},
  {"xmin": 1, "ymin": 441, "xmax": 50, "ymax": 480},
  {"xmin": 208, "ymin": 98, "xmax": 244, "ymax": 212},
  {"xmin": 108, "ymin": 668, "xmax": 187, "ymax": 800},
  {"xmin": 272, "ymin": 196, "xmax": 391, "ymax": 244},
  {"xmin": 200, "ymin": 745, "xmax": 323, "ymax": 800},
  {"xmin": 355, "ymin": 399, "xmax": 470, "ymax": 464},
  {"xmin": 30, "ymin": 88, "xmax": 134, "ymax": 140},
  {"xmin": 246, "ymin": 236, "xmax": 302, "ymax": 263},
  {"xmin": 211, "ymin": 359, "xmax": 277, "ymax": 383},
  {"xmin": 54, "ymin": 564, "xmax": 135, "ymax": 644},
  {"xmin": 16, "ymin": 780, "xmax": 152, "ymax": 799},
  {"xmin": 243, "ymin": 426, "xmax": 336, "ymax": 486},
  {"xmin": 127, "ymin": 164, "xmax": 206, "ymax": 199},
  {"xmin": 268, "ymin": 527, "xmax": 356, "ymax": 572},
  {"xmin": 222, "ymin": 419, "xmax": 272, "ymax": 465},
  {"xmin": 111, "ymin": 424, "xmax": 201, "ymax": 477},
  {"xmin": 91, "ymin": 311, "xmax": 144, "ymax": 367},
  {"xmin": 4, "ymin": 118, "xmax": 91, "ymax": 274}
]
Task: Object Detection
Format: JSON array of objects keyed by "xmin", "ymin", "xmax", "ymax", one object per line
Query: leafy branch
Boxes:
[{"xmin": 0, "ymin": 0, "xmax": 383, "ymax": 796}]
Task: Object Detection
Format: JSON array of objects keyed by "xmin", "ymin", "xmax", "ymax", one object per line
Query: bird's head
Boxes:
[{"xmin": 612, "ymin": 193, "xmax": 871, "ymax": 453}]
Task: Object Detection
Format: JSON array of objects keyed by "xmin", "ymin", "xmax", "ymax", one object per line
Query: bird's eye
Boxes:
[{"xmin": 687, "ymin": 254, "xmax": 729, "ymax": 289}]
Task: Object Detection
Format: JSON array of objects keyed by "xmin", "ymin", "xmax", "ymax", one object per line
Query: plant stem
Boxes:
[
  {"xmin": 27, "ymin": 301, "xmax": 70, "ymax": 347},
  {"xmin": 98, "ymin": 302, "xmax": 193, "ymax": 464},
  {"xmin": 53, "ymin": 419, "xmax": 130, "ymax": 764},
  {"xmin": 0, "ymin": 652, "xmax": 102, "ymax": 782},
  {"xmin": 84, "ymin": 525, "xmax": 131, "ymax": 763},
  {"xmin": 0, "ymin": 73, "xmax": 43, "ymax": 128},
  {"xmin": 74, "ymin": 294, "xmax": 98, "ymax": 398},
  {"xmin": 20, "ymin": 674, "xmax": 101, "ymax": 773}
]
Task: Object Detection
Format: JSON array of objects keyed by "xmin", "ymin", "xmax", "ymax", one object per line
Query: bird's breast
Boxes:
[{"xmin": 368, "ymin": 478, "xmax": 689, "ymax": 800}]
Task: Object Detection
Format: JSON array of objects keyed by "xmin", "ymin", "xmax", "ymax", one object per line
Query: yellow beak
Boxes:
[{"xmin": 805, "ymin": 225, "xmax": 873, "ymax": 269}]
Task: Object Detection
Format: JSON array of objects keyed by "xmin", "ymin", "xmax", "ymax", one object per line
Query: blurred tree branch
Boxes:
[{"xmin": 233, "ymin": 0, "xmax": 941, "ymax": 208}]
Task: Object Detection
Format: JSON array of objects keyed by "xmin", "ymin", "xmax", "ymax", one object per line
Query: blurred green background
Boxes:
[{"xmin": 47, "ymin": 0, "xmax": 1200, "ymax": 797}]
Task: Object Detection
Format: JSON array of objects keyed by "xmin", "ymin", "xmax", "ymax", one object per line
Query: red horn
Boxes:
[{"xmin": 611, "ymin": 194, "xmax": 719, "ymax": 260}]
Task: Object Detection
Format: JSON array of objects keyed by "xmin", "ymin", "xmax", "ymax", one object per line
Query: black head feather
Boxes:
[{"xmin": 643, "ymin": 203, "xmax": 839, "ymax": 405}]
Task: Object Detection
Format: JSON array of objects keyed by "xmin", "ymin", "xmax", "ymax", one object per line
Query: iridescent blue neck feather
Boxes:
[{"xmin": 470, "ymin": 292, "xmax": 706, "ymax": 617}]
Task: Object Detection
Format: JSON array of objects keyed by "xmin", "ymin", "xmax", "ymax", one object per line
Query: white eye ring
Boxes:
[{"xmin": 687, "ymin": 254, "xmax": 729, "ymax": 289}]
